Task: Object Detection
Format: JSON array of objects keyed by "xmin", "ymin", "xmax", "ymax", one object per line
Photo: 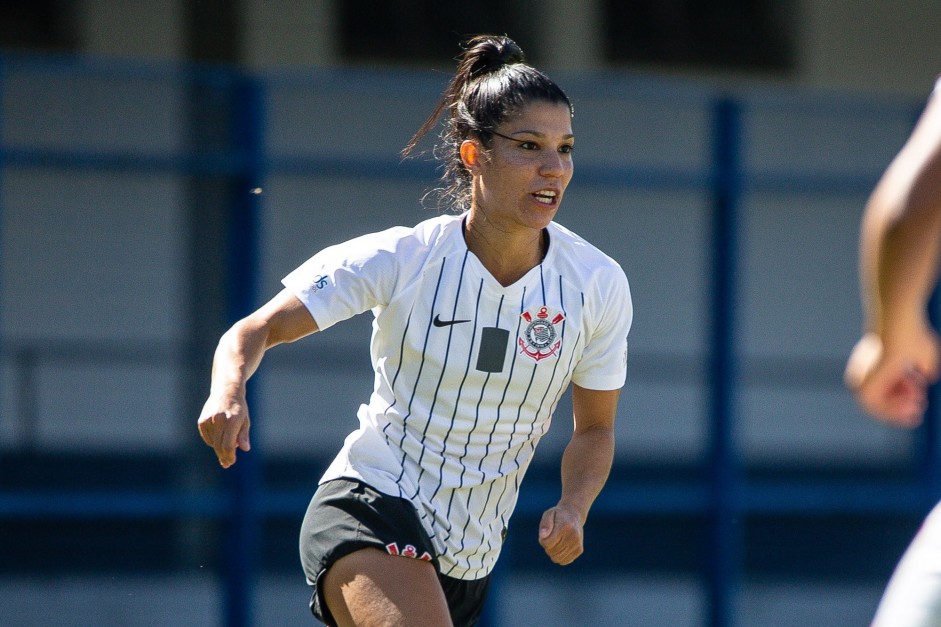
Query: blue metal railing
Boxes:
[
  {"xmin": 1, "ymin": 53, "xmax": 939, "ymax": 627},
  {"xmin": 221, "ymin": 73, "xmax": 267, "ymax": 627},
  {"xmin": 706, "ymin": 97, "xmax": 743, "ymax": 627}
]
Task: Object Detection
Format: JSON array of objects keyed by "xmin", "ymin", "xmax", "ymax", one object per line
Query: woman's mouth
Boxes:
[{"xmin": 533, "ymin": 190, "xmax": 557, "ymax": 205}]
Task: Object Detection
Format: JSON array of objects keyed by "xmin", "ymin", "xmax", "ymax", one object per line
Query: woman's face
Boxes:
[{"xmin": 467, "ymin": 100, "xmax": 574, "ymax": 233}]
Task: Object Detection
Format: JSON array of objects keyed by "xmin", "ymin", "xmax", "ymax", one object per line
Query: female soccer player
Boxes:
[
  {"xmin": 845, "ymin": 75, "xmax": 941, "ymax": 626},
  {"xmin": 198, "ymin": 34, "xmax": 633, "ymax": 626}
]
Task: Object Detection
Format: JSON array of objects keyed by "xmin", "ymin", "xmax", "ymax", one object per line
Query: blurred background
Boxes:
[{"xmin": 2, "ymin": 1, "xmax": 941, "ymax": 626}]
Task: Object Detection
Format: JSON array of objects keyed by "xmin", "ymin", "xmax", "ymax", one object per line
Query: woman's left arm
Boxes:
[{"xmin": 538, "ymin": 383, "xmax": 620, "ymax": 565}]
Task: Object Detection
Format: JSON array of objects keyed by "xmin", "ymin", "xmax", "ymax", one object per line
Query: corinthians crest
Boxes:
[{"xmin": 518, "ymin": 306, "xmax": 565, "ymax": 361}]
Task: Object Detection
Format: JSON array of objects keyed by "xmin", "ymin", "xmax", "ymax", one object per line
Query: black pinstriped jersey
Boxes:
[{"xmin": 283, "ymin": 213, "xmax": 632, "ymax": 579}]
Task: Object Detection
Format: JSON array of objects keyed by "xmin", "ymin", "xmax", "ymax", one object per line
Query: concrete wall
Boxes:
[
  {"xmin": 69, "ymin": 1, "xmax": 941, "ymax": 96},
  {"xmin": 795, "ymin": 0, "xmax": 941, "ymax": 95}
]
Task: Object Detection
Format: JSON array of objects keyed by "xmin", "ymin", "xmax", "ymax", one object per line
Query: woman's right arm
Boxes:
[{"xmin": 197, "ymin": 288, "xmax": 319, "ymax": 467}]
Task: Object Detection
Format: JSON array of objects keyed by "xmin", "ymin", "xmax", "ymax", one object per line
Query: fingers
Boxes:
[
  {"xmin": 846, "ymin": 333, "xmax": 933, "ymax": 428},
  {"xmin": 917, "ymin": 332, "xmax": 941, "ymax": 382},
  {"xmin": 237, "ymin": 420, "xmax": 252, "ymax": 453},
  {"xmin": 197, "ymin": 408, "xmax": 250, "ymax": 469},
  {"xmin": 218, "ymin": 413, "xmax": 241, "ymax": 467},
  {"xmin": 851, "ymin": 360, "xmax": 926, "ymax": 427},
  {"xmin": 538, "ymin": 510, "xmax": 554, "ymax": 541},
  {"xmin": 538, "ymin": 508, "xmax": 584, "ymax": 566},
  {"xmin": 861, "ymin": 368, "xmax": 928, "ymax": 428},
  {"xmin": 197, "ymin": 416, "xmax": 215, "ymax": 448},
  {"xmin": 844, "ymin": 334, "xmax": 881, "ymax": 390}
]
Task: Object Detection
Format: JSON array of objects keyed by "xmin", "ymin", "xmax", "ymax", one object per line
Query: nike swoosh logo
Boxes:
[{"xmin": 433, "ymin": 314, "xmax": 471, "ymax": 328}]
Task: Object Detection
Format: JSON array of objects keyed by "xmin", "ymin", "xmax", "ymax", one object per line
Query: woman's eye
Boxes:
[
  {"xmin": 559, "ymin": 144, "xmax": 574, "ymax": 154},
  {"xmin": 518, "ymin": 141, "xmax": 538, "ymax": 150}
]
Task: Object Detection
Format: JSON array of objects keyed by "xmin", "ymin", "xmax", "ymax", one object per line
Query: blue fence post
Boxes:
[
  {"xmin": 706, "ymin": 96, "xmax": 744, "ymax": 627},
  {"xmin": 0, "ymin": 53, "xmax": 7, "ymax": 442},
  {"xmin": 920, "ymin": 289, "xmax": 941, "ymax": 504},
  {"xmin": 223, "ymin": 71, "xmax": 267, "ymax": 627},
  {"xmin": 0, "ymin": 52, "xmax": 4, "ymax": 444}
]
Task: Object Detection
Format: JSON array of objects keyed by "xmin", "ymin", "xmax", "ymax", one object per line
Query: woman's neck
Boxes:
[{"xmin": 463, "ymin": 215, "xmax": 547, "ymax": 287}]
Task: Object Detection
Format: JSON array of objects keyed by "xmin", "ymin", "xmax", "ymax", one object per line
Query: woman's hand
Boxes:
[
  {"xmin": 845, "ymin": 325, "xmax": 941, "ymax": 428},
  {"xmin": 198, "ymin": 387, "xmax": 252, "ymax": 468},
  {"xmin": 538, "ymin": 503, "xmax": 585, "ymax": 566}
]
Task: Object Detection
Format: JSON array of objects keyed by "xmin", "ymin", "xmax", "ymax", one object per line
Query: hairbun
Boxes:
[{"xmin": 465, "ymin": 35, "xmax": 526, "ymax": 78}]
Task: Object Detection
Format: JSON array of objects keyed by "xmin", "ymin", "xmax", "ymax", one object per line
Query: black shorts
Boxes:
[{"xmin": 299, "ymin": 478, "xmax": 491, "ymax": 627}]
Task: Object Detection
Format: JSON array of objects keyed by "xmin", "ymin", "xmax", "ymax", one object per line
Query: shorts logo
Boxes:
[
  {"xmin": 385, "ymin": 542, "xmax": 433, "ymax": 562},
  {"xmin": 518, "ymin": 306, "xmax": 564, "ymax": 362}
]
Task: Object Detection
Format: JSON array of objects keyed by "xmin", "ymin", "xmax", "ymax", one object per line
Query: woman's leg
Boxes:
[{"xmin": 322, "ymin": 547, "xmax": 454, "ymax": 627}]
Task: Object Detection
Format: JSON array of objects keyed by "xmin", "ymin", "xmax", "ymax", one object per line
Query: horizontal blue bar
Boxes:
[
  {"xmin": 1, "ymin": 50, "xmax": 242, "ymax": 87},
  {"xmin": 0, "ymin": 148, "xmax": 249, "ymax": 176},
  {"xmin": 0, "ymin": 491, "xmax": 229, "ymax": 518},
  {"xmin": 744, "ymin": 169, "xmax": 881, "ymax": 195},
  {"xmin": 743, "ymin": 481, "xmax": 934, "ymax": 514},
  {"xmin": 0, "ymin": 146, "xmax": 879, "ymax": 195},
  {"xmin": 0, "ymin": 481, "xmax": 931, "ymax": 519},
  {"xmin": 517, "ymin": 481, "xmax": 933, "ymax": 516}
]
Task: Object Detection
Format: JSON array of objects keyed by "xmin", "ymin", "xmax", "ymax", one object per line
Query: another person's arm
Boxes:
[
  {"xmin": 198, "ymin": 288, "xmax": 319, "ymax": 467},
  {"xmin": 539, "ymin": 384, "xmax": 619, "ymax": 565},
  {"xmin": 845, "ymin": 85, "xmax": 941, "ymax": 426}
]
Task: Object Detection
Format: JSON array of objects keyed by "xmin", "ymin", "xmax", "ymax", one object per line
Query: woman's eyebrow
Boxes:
[{"xmin": 500, "ymin": 129, "xmax": 575, "ymax": 140}]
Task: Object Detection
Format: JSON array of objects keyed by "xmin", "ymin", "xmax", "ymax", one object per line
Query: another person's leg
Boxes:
[
  {"xmin": 323, "ymin": 547, "xmax": 453, "ymax": 627},
  {"xmin": 872, "ymin": 502, "xmax": 941, "ymax": 626}
]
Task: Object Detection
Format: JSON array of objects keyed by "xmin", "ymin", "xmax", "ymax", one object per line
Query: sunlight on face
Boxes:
[{"xmin": 471, "ymin": 100, "xmax": 575, "ymax": 233}]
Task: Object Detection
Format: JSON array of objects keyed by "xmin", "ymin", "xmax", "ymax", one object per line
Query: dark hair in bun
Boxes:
[
  {"xmin": 403, "ymin": 34, "xmax": 573, "ymax": 212},
  {"xmin": 463, "ymin": 34, "xmax": 526, "ymax": 78}
]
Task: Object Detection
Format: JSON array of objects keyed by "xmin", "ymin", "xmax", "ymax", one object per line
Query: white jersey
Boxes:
[{"xmin": 283, "ymin": 213, "xmax": 632, "ymax": 579}]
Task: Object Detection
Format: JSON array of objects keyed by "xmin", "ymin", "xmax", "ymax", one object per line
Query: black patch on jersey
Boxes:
[{"xmin": 476, "ymin": 327, "xmax": 509, "ymax": 373}]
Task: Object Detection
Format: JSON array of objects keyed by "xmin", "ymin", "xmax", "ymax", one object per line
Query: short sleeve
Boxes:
[
  {"xmin": 282, "ymin": 227, "xmax": 407, "ymax": 331},
  {"xmin": 570, "ymin": 265, "xmax": 633, "ymax": 391}
]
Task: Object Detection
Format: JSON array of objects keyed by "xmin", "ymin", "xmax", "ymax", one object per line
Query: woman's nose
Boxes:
[{"xmin": 540, "ymin": 151, "xmax": 568, "ymax": 177}]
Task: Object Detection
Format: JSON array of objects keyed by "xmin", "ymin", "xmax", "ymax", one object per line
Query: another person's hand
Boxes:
[
  {"xmin": 197, "ymin": 389, "xmax": 252, "ymax": 468},
  {"xmin": 845, "ymin": 325, "xmax": 941, "ymax": 427},
  {"xmin": 538, "ymin": 504, "xmax": 585, "ymax": 565}
]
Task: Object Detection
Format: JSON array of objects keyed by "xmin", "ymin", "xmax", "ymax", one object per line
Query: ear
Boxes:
[{"xmin": 460, "ymin": 140, "xmax": 480, "ymax": 170}]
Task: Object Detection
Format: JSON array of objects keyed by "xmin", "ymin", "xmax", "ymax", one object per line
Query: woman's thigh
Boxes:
[{"xmin": 322, "ymin": 546, "xmax": 453, "ymax": 627}]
